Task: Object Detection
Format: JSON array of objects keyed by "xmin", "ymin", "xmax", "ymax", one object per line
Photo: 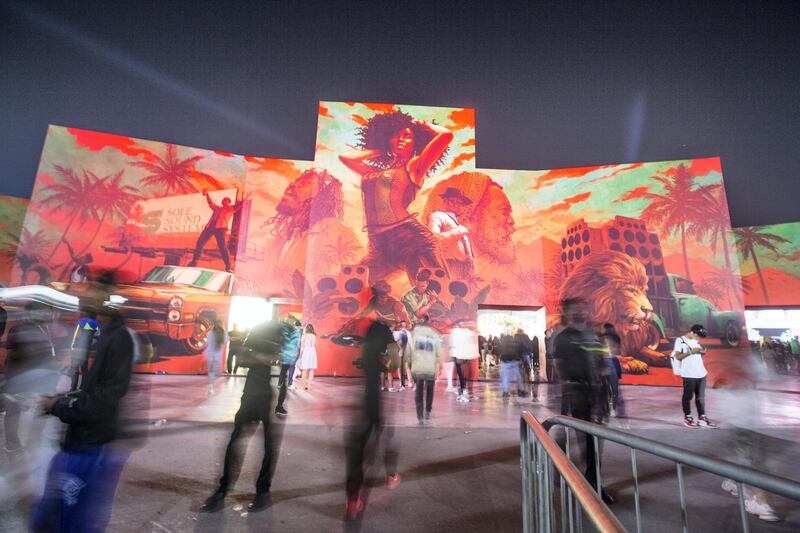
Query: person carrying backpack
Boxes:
[{"xmin": 671, "ymin": 324, "xmax": 718, "ymax": 429}]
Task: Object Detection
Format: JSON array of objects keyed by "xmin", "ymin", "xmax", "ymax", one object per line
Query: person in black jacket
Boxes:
[
  {"xmin": 345, "ymin": 318, "xmax": 400, "ymax": 521},
  {"xmin": 201, "ymin": 317, "xmax": 284, "ymax": 513},
  {"xmin": 498, "ymin": 331, "xmax": 525, "ymax": 398},
  {"xmin": 553, "ymin": 298, "xmax": 613, "ymax": 505},
  {"xmin": 33, "ymin": 272, "xmax": 136, "ymax": 532}
]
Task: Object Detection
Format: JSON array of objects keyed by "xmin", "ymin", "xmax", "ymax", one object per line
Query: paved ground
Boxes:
[{"xmin": 1, "ymin": 374, "xmax": 799, "ymax": 532}]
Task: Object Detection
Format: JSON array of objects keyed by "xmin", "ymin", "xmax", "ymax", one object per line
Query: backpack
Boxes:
[{"xmin": 670, "ymin": 337, "xmax": 687, "ymax": 376}]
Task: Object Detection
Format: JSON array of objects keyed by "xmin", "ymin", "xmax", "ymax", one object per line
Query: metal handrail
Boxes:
[
  {"xmin": 542, "ymin": 415, "xmax": 800, "ymax": 501},
  {"xmin": 520, "ymin": 411, "xmax": 625, "ymax": 533},
  {"xmin": 542, "ymin": 415, "xmax": 800, "ymax": 533}
]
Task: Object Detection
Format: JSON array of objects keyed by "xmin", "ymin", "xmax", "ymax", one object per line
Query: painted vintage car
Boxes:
[{"xmin": 51, "ymin": 265, "xmax": 233, "ymax": 354}]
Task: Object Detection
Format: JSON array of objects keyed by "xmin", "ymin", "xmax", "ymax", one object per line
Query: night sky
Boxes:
[{"xmin": 2, "ymin": 0, "xmax": 798, "ymax": 227}]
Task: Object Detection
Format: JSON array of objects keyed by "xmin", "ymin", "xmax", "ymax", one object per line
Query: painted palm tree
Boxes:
[
  {"xmin": 15, "ymin": 228, "xmax": 53, "ymax": 283},
  {"xmin": 71, "ymin": 170, "xmax": 143, "ymax": 257},
  {"xmin": 514, "ymin": 269, "xmax": 545, "ymax": 300},
  {"xmin": 732, "ymin": 226, "xmax": 789, "ymax": 305},
  {"xmin": 701, "ymin": 266, "xmax": 750, "ymax": 309},
  {"xmin": 323, "ymin": 235, "xmax": 362, "ymax": 269},
  {"xmin": 640, "ymin": 164, "xmax": 708, "ymax": 280},
  {"xmin": 689, "ymin": 182, "xmax": 736, "ymax": 271},
  {"xmin": 132, "ymin": 144, "xmax": 202, "ymax": 195},
  {"xmin": 491, "ymin": 278, "xmax": 510, "ymax": 295},
  {"xmin": 543, "ymin": 251, "xmax": 567, "ymax": 315},
  {"xmin": 40, "ymin": 165, "xmax": 101, "ymax": 262},
  {"xmin": 55, "ymin": 170, "xmax": 144, "ymax": 280}
]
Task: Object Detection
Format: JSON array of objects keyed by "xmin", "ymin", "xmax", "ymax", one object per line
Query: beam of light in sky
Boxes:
[
  {"xmin": 4, "ymin": 1, "xmax": 298, "ymax": 152},
  {"xmin": 625, "ymin": 92, "xmax": 647, "ymax": 162}
]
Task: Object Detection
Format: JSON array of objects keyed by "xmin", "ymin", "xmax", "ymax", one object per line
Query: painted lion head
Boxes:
[{"xmin": 558, "ymin": 251, "xmax": 655, "ymax": 350}]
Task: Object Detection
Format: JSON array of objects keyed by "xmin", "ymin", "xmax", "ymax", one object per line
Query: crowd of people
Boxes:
[
  {"xmin": 0, "ymin": 284, "xmax": 790, "ymax": 529},
  {"xmin": 757, "ymin": 337, "xmax": 800, "ymax": 375}
]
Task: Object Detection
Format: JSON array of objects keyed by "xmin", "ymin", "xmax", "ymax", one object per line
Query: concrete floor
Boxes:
[{"xmin": 2, "ymin": 374, "xmax": 799, "ymax": 532}]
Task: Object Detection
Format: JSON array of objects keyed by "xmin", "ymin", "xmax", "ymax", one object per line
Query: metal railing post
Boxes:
[
  {"xmin": 520, "ymin": 412, "xmax": 625, "ymax": 533},
  {"xmin": 737, "ymin": 482, "xmax": 749, "ymax": 533},
  {"xmin": 593, "ymin": 435, "xmax": 602, "ymax": 497},
  {"xmin": 541, "ymin": 413, "xmax": 800, "ymax": 533},
  {"xmin": 520, "ymin": 418, "xmax": 533, "ymax": 533},
  {"xmin": 676, "ymin": 463, "xmax": 688, "ymax": 533},
  {"xmin": 630, "ymin": 448, "xmax": 642, "ymax": 533}
]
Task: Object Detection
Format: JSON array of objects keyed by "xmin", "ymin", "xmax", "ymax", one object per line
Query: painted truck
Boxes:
[{"xmin": 649, "ymin": 274, "xmax": 743, "ymax": 347}]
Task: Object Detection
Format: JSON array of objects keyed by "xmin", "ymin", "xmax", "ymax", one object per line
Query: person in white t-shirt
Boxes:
[{"xmin": 672, "ymin": 324, "xmax": 718, "ymax": 429}]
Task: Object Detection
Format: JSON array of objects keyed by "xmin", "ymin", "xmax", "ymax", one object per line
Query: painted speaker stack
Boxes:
[
  {"xmin": 560, "ymin": 215, "xmax": 670, "ymax": 300},
  {"xmin": 314, "ymin": 264, "xmax": 371, "ymax": 316}
]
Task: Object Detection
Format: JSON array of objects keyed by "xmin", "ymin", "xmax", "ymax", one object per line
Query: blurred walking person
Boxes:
[
  {"xmin": 345, "ymin": 319, "xmax": 400, "ymax": 521},
  {"xmin": 497, "ymin": 331, "xmax": 525, "ymax": 399},
  {"xmin": 3, "ymin": 301, "xmax": 60, "ymax": 455},
  {"xmin": 33, "ymin": 273, "xmax": 136, "ymax": 532},
  {"xmin": 205, "ymin": 317, "xmax": 227, "ymax": 394},
  {"xmin": 553, "ymin": 298, "xmax": 613, "ymax": 504},
  {"xmin": 410, "ymin": 315, "xmax": 442, "ymax": 422},
  {"xmin": 275, "ymin": 319, "xmax": 301, "ymax": 416},
  {"xmin": 449, "ymin": 322, "xmax": 478, "ymax": 402},
  {"xmin": 598, "ymin": 323, "xmax": 625, "ymax": 419},
  {"xmin": 201, "ymin": 318, "xmax": 284, "ymax": 513}
]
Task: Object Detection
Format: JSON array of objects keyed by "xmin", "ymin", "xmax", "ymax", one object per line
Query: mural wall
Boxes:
[
  {"xmin": 734, "ymin": 222, "xmax": 800, "ymax": 307},
  {"xmin": 8, "ymin": 104, "xmax": 748, "ymax": 381},
  {"xmin": 0, "ymin": 195, "xmax": 29, "ymax": 287}
]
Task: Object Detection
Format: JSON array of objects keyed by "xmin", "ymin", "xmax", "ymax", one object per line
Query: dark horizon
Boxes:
[{"xmin": 2, "ymin": 0, "xmax": 799, "ymax": 227}]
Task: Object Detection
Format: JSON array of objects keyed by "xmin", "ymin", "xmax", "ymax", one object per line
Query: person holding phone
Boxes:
[{"xmin": 672, "ymin": 324, "xmax": 718, "ymax": 428}]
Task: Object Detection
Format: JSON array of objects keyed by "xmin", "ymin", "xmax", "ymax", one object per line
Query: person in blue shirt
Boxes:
[{"xmin": 275, "ymin": 318, "xmax": 302, "ymax": 417}]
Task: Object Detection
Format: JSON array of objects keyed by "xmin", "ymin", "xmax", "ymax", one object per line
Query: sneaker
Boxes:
[
  {"xmin": 200, "ymin": 491, "xmax": 225, "ymax": 513},
  {"xmin": 745, "ymin": 499, "xmax": 780, "ymax": 522},
  {"xmin": 388, "ymin": 387, "xmax": 397, "ymax": 392},
  {"xmin": 502, "ymin": 392, "xmax": 510, "ymax": 398},
  {"xmin": 398, "ymin": 386, "xmax": 405, "ymax": 391},
  {"xmin": 517, "ymin": 389, "xmax": 526, "ymax": 397},
  {"xmin": 457, "ymin": 394, "xmax": 469, "ymax": 403},
  {"xmin": 275, "ymin": 406, "xmax": 288, "ymax": 417},
  {"xmin": 207, "ymin": 384, "xmax": 215, "ymax": 394},
  {"xmin": 345, "ymin": 495, "xmax": 364, "ymax": 521},
  {"xmin": 386, "ymin": 473, "xmax": 401, "ymax": 490},
  {"xmin": 698, "ymin": 415, "xmax": 719, "ymax": 428},
  {"xmin": 382, "ymin": 386, "xmax": 388, "ymax": 391},
  {"xmin": 469, "ymin": 394, "xmax": 480, "ymax": 401},
  {"xmin": 425, "ymin": 411, "xmax": 431, "ymax": 420},
  {"xmin": 721, "ymin": 478, "xmax": 739, "ymax": 496},
  {"xmin": 683, "ymin": 415, "xmax": 699, "ymax": 428},
  {"xmin": 417, "ymin": 416, "xmax": 424, "ymax": 425}
]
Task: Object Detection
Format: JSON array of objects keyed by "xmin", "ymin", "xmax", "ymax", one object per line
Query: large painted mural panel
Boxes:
[
  {"xmin": 481, "ymin": 158, "xmax": 746, "ymax": 379},
  {"xmin": 7, "ymin": 103, "xmax": 747, "ymax": 381},
  {"xmin": 734, "ymin": 222, "xmax": 800, "ymax": 307},
  {"xmin": 13, "ymin": 126, "xmax": 250, "ymax": 373},
  {"xmin": 0, "ymin": 195, "xmax": 29, "ymax": 287}
]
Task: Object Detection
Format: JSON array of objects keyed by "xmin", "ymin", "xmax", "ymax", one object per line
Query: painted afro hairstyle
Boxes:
[{"xmin": 356, "ymin": 110, "xmax": 449, "ymax": 175}]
